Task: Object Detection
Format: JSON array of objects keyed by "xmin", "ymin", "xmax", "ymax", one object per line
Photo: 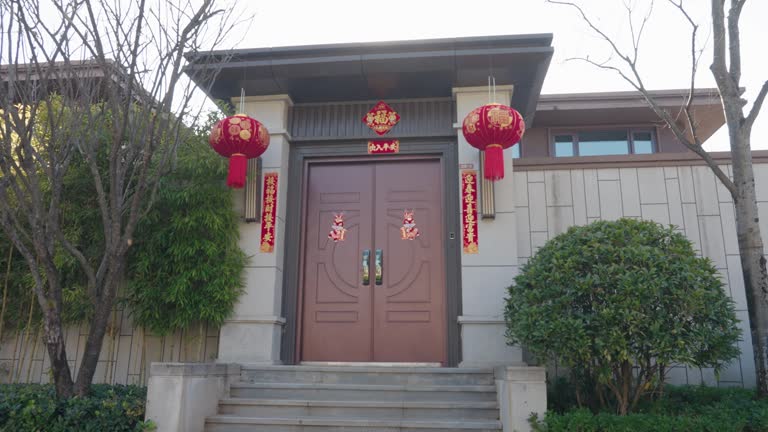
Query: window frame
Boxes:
[{"xmin": 550, "ymin": 127, "xmax": 658, "ymax": 157}]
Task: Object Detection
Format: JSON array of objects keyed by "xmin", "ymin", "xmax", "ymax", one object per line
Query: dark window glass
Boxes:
[
  {"xmin": 510, "ymin": 144, "xmax": 520, "ymax": 159},
  {"xmin": 577, "ymin": 130, "xmax": 629, "ymax": 156},
  {"xmin": 633, "ymin": 131, "xmax": 654, "ymax": 154},
  {"xmin": 554, "ymin": 135, "xmax": 574, "ymax": 157},
  {"xmin": 552, "ymin": 129, "xmax": 656, "ymax": 157}
]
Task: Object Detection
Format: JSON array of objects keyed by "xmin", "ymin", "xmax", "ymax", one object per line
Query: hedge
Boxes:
[
  {"xmin": 533, "ymin": 385, "xmax": 768, "ymax": 432},
  {"xmin": 0, "ymin": 384, "xmax": 153, "ymax": 432}
]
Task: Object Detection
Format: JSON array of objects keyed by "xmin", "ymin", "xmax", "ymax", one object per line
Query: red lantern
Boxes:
[
  {"xmin": 209, "ymin": 114, "xmax": 270, "ymax": 188},
  {"xmin": 461, "ymin": 103, "xmax": 525, "ymax": 181}
]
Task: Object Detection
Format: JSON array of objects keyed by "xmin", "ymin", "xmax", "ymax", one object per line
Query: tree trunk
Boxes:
[
  {"xmin": 730, "ymin": 130, "xmax": 768, "ymax": 396},
  {"xmin": 74, "ymin": 260, "xmax": 124, "ymax": 396},
  {"xmin": 619, "ymin": 361, "xmax": 631, "ymax": 415},
  {"xmin": 43, "ymin": 309, "xmax": 74, "ymax": 398}
]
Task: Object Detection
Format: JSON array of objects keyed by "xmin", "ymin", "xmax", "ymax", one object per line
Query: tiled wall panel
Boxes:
[{"xmin": 514, "ymin": 163, "xmax": 768, "ymax": 388}]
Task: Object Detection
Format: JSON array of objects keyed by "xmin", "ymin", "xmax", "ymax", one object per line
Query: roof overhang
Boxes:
[
  {"xmin": 534, "ymin": 89, "xmax": 725, "ymax": 142},
  {"xmin": 1, "ymin": 60, "xmax": 155, "ymax": 105},
  {"xmin": 185, "ymin": 34, "xmax": 554, "ymax": 121}
]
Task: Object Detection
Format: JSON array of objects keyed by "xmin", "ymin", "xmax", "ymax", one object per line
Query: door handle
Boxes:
[
  {"xmin": 362, "ymin": 249, "xmax": 370, "ymax": 285},
  {"xmin": 375, "ymin": 249, "xmax": 383, "ymax": 285}
]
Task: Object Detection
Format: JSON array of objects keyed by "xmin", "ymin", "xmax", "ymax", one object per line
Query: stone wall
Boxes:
[{"xmin": 513, "ymin": 162, "xmax": 768, "ymax": 387}]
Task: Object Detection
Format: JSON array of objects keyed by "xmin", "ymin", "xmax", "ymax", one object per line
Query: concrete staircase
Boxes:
[{"xmin": 204, "ymin": 365, "xmax": 502, "ymax": 432}]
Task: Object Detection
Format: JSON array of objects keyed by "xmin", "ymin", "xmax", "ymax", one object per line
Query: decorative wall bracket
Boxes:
[
  {"xmin": 479, "ymin": 151, "xmax": 496, "ymax": 219},
  {"xmin": 244, "ymin": 158, "xmax": 262, "ymax": 222}
]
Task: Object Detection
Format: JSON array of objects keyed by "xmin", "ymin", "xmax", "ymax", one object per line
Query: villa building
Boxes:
[{"xmin": 2, "ymin": 33, "xmax": 765, "ymax": 432}]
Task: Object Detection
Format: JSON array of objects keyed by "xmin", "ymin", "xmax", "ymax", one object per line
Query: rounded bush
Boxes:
[{"xmin": 505, "ymin": 218, "xmax": 740, "ymax": 414}]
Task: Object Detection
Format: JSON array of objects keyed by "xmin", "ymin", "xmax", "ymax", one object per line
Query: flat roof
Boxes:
[
  {"xmin": 535, "ymin": 89, "xmax": 725, "ymax": 142},
  {"xmin": 185, "ymin": 34, "xmax": 554, "ymax": 121}
]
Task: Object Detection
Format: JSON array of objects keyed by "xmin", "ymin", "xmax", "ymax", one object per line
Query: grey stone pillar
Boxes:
[{"xmin": 219, "ymin": 95, "xmax": 293, "ymax": 364}]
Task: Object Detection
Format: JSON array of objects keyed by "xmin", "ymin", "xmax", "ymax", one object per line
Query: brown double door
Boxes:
[{"xmin": 300, "ymin": 158, "xmax": 446, "ymax": 364}]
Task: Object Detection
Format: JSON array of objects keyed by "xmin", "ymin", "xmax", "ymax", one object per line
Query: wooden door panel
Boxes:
[
  {"xmin": 314, "ymin": 210, "xmax": 361, "ymax": 303},
  {"xmin": 301, "ymin": 159, "xmax": 446, "ymax": 364},
  {"xmin": 386, "ymin": 262, "xmax": 432, "ymax": 303},
  {"xmin": 372, "ymin": 160, "xmax": 446, "ymax": 364},
  {"xmin": 301, "ymin": 164, "xmax": 374, "ymax": 362},
  {"xmin": 383, "ymin": 206, "xmax": 435, "ymax": 303}
]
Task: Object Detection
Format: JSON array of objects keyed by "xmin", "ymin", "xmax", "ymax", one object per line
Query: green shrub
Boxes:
[
  {"xmin": 506, "ymin": 219, "xmax": 741, "ymax": 414},
  {"xmin": 547, "ymin": 376, "xmax": 581, "ymax": 414},
  {"xmin": 530, "ymin": 409, "xmax": 735, "ymax": 432},
  {"xmin": 0, "ymin": 384, "xmax": 153, "ymax": 432},
  {"xmin": 125, "ymin": 111, "xmax": 246, "ymax": 335},
  {"xmin": 1, "ymin": 109, "xmax": 246, "ymax": 337},
  {"xmin": 532, "ymin": 385, "xmax": 768, "ymax": 432}
]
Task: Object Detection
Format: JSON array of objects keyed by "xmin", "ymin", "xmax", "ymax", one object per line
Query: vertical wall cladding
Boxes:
[
  {"xmin": 289, "ymin": 98, "xmax": 455, "ymax": 139},
  {"xmin": 0, "ymin": 317, "xmax": 219, "ymax": 386},
  {"xmin": 514, "ymin": 163, "xmax": 768, "ymax": 389}
]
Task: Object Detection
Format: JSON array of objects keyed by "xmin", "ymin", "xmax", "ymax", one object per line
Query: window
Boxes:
[
  {"xmin": 553, "ymin": 129, "xmax": 656, "ymax": 157},
  {"xmin": 578, "ymin": 130, "xmax": 629, "ymax": 156},
  {"xmin": 510, "ymin": 144, "xmax": 521, "ymax": 159},
  {"xmin": 632, "ymin": 131, "xmax": 654, "ymax": 154},
  {"xmin": 554, "ymin": 135, "xmax": 574, "ymax": 157}
]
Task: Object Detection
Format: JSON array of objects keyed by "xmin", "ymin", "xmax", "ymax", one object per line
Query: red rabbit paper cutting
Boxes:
[
  {"xmin": 328, "ymin": 213, "xmax": 347, "ymax": 242},
  {"xmin": 400, "ymin": 209, "xmax": 420, "ymax": 240}
]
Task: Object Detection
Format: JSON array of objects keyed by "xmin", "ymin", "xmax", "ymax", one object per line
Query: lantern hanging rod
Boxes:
[
  {"xmin": 486, "ymin": 40, "xmax": 496, "ymax": 105},
  {"xmin": 239, "ymin": 88, "xmax": 246, "ymax": 115},
  {"xmin": 487, "ymin": 75, "xmax": 497, "ymax": 105}
]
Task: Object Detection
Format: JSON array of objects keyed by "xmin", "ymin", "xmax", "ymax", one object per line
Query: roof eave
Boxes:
[{"xmin": 183, "ymin": 34, "xmax": 554, "ymax": 116}]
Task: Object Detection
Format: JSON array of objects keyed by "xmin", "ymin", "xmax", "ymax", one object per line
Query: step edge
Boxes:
[
  {"xmin": 230, "ymin": 383, "xmax": 497, "ymax": 392},
  {"xmin": 205, "ymin": 415, "xmax": 502, "ymax": 428},
  {"xmin": 239, "ymin": 365, "xmax": 493, "ymax": 374},
  {"xmin": 218, "ymin": 398, "xmax": 499, "ymax": 408}
]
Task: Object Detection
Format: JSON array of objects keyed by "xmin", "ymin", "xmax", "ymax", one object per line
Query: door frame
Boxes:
[{"xmin": 281, "ymin": 138, "xmax": 463, "ymax": 366}]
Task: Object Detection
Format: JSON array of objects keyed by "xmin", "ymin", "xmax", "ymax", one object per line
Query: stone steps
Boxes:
[
  {"xmin": 204, "ymin": 415, "xmax": 502, "ymax": 432},
  {"xmin": 229, "ymin": 382, "xmax": 498, "ymax": 402},
  {"xmin": 205, "ymin": 366, "xmax": 501, "ymax": 432},
  {"xmin": 239, "ymin": 365, "xmax": 495, "ymax": 386},
  {"xmin": 218, "ymin": 398, "xmax": 500, "ymax": 420}
]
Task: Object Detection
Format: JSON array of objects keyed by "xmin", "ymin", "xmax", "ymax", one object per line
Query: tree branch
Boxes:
[
  {"xmin": 57, "ymin": 233, "xmax": 97, "ymax": 296},
  {"xmin": 549, "ymin": 0, "xmax": 737, "ymax": 197},
  {"xmin": 0, "ymin": 209, "xmax": 49, "ymax": 310},
  {"xmin": 746, "ymin": 80, "xmax": 768, "ymax": 130},
  {"xmin": 710, "ymin": 0, "xmax": 734, "ymax": 96},
  {"xmin": 668, "ymin": 0, "xmax": 705, "ymax": 147},
  {"xmin": 547, "ymin": 1, "xmax": 637, "ymax": 68},
  {"xmin": 727, "ymin": 0, "xmax": 746, "ymax": 86}
]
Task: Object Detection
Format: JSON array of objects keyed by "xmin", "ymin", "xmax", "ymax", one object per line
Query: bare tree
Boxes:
[
  {"xmin": 0, "ymin": 0, "xmax": 239, "ymax": 397},
  {"xmin": 547, "ymin": 0, "xmax": 768, "ymax": 396}
]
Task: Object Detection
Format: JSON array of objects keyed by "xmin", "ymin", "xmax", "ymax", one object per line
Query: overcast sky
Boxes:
[{"xmin": 233, "ymin": 0, "xmax": 767, "ymax": 151}]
